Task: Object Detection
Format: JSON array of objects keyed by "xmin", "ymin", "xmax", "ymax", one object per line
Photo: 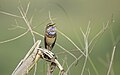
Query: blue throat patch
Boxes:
[{"xmin": 48, "ymin": 31, "xmax": 56, "ymax": 35}]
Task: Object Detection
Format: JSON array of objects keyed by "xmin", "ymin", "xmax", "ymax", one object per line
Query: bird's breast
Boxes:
[{"xmin": 46, "ymin": 37, "xmax": 56, "ymax": 45}]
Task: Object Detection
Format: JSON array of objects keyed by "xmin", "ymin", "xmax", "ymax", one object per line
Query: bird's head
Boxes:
[{"xmin": 46, "ymin": 23, "xmax": 56, "ymax": 35}]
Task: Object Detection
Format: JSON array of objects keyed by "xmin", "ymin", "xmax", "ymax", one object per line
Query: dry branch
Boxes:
[{"xmin": 12, "ymin": 40, "xmax": 65, "ymax": 75}]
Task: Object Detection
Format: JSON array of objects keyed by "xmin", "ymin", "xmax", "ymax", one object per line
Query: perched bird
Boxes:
[
  {"xmin": 44, "ymin": 22, "xmax": 57, "ymax": 75},
  {"xmin": 44, "ymin": 23, "xmax": 57, "ymax": 51}
]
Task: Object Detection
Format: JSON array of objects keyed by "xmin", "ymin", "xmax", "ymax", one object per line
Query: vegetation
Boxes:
[{"xmin": 0, "ymin": 0, "xmax": 120, "ymax": 75}]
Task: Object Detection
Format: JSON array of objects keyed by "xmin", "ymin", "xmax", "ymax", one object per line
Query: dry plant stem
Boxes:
[
  {"xmin": 47, "ymin": 64, "xmax": 51, "ymax": 75},
  {"xmin": 80, "ymin": 28, "xmax": 89, "ymax": 75},
  {"xmin": 89, "ymin": 22, "xmax": 108, "ymax": 46},
  {"xmin": 18, "ymin": 7, "xmax": 36, "ymax": 43},
  {"xmin": 56, "ymin": 43, "xmax": 77, "ymax": 60},
  {"xmin": 86, "ymin": 21, "xmax": 91, "ymax": 38},
  {"xmin": 12, "ymin": 40, "xmax": 65, "ymax": 75},
  {"xmin": 107, "ymin": 46, "xmax": 116, "ymax": 75},
  {"xmin": 57, "ymin": 29, "xmax": 85, "ymax": 57},
  {"xmin": 12, "ymin": 50, "xmax": 41, "ymax": 75},
  {"xmin": 0, "ymin": 11, "xmax": 22, "ymax": 18},
  {"xmin": 88, "ymin": 57, "xmax": 99, "ymax": 75},
  {"xmin": 87, "ymin": 20, "xmax": 114, "ymax": 75},
  {"xmin": 66, "ymin": 53, "xmax": 84, "ymax": 74},
  {"xmin": 12, "ymin": 40, "xmax": 41, "ymax": 75},
  {"xmin": 49, "ymin": 11, "xmax": 54, "ymax": 24},
  {"xmin": 18, "ymin": 2, "xmax": 37, "ymax": 75},
  {"xmin": 16, "ymin": 2, "xmax": 37, "ymax": 62},
  {"xmin": 64, "ymin": 20, "xmax": 111, "ymax": 74},
  {"xmin": 40, "ymin": 48, "xmax": 65, "ymax": 75},
  {"xmin": 65, "ymin": 60, "xmax": 70, "ymax": 75},
  {"xmin": 25, "ymin": 2, "xmax": 30, "ymax": 17},
  {"xmin": 0, "ymin": 29, "xmax": 29, "ymax": 44},
  {"xmin": 89, "ymin": 19, "xmax": 114, "ymax": 53},
  {"xmin": 55, "ymin": 60, "xmax": 66, "ymax": 75},
  {"xmin": 58, "ymin": 56, "xmax": 66, "ymax": 75}
]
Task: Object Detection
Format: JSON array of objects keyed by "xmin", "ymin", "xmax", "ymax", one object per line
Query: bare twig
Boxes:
[
  {"xmin": 107, "ymin": 46, "xmax": 116, "ymax": 75},
  {"xmin": 18, "ymin": 2, "xmax": 38, "ymax": 75},
  {"xmin": 12, "ymin": 40, "xmax": 65, "ymax": 75},
  {"xmin": 66, "ymin": 53, "xmax": 83, "ymax": 74},
  {"xmin": 86, "ymin": 21, "xmax": 91, "ymax": 38},
  {"xmin": 49, "ymin": 11, "xmax": 54, "ymax": 24},
  {"xmin": 80, "ymin": 27, "xmax": 89, "ymax": 75},
  {"xmin": 57, "ymin": 29, "xmax": 85, "ymax": 57},
  {"xmin": 58, "ymin": 56, "xmax": 66, "ymax": 75},
  {"xmin": 56, "ymin": 43, "xmax": 77, "ymax": 60},
  {"xmin": 0, "ymin": 29, "xmax": 29, "ymax": 44},
  {"xmin": 12, "ymin": 40, "xmax": 41, "ymax": 75},
  {"xmin": 18, "ymin": 3, "xmax": 36, "ymax": 43},
  {"xmin": 89, "ymin": 15, "xmax": 114, "ymax": 53},
  {"xmin": 8, "ymin": 19, "xmax": 27, "ymax": 30},
  {"xmin": 56, "ymin": 49, "xmax": 79, "ymax": 55},
  {"xmin": 0, "ymin": 11, "xmax": 22, "ymax": 18},
  {"xmin": 25, "ymin": 1, "xmax": 30, "ymax": 17},
  {"xmin": 88, "ymin": 57, "xmax": 99, "ymax": 75}
]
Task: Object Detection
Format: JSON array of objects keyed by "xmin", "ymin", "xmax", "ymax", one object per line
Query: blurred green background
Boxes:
[{"xmin": 0, "ymin": 0, "xmax": 120, "ymax": 75}]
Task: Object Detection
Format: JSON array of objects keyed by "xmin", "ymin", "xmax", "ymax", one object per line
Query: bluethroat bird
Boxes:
[
  {"xmin": 44, "ymin": 23, "xmax": 57, "ymax": 51},
  {"xmin": 44, "ymin": 22, "xmax": 57, "ymax": 74}
]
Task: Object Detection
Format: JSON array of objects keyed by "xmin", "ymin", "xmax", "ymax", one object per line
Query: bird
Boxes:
[
  {"xmin": 44, "ymin": 22, "xmax": 57, "ymax": 75},
  {"xmin": 44, "ymin": 22, "xmax": 57, "ymax": 51}
]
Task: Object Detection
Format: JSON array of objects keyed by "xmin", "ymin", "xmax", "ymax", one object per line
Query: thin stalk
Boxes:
[
  {"xmin": 107, "ymin": 46, "xmax": 116, "ymax": 75},
  {"xmin": 57, "ymin": 29, "xmax": 85, "ymax": 56},
  {"xmin": 18, "ymin": 6, "xmax": 36, "ymax": 43},
  {"xmin": 0, "ymin": 29, "xmax": 29, "ymax": 44}
]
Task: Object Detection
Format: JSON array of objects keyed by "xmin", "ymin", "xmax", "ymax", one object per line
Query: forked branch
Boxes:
[{"xmin": 12, "ymin": 40, "xmax": 66, "ymax": 75}]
